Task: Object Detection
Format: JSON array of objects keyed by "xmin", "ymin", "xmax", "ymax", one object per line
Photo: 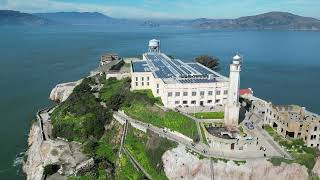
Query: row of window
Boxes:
[
  {"xmin": 135, "ymin": 82, "xmax": 150, "ymax": 86},
  {"xmin": 135, "ymin": 77, "xmax": 150, "ymax": 81},
  {"xmin": 173, "ymin": 99, "xmax": 223, "ymax": 105},
  {"xmin": 168, "ymin": 90, "xmax": 228, "ymax": 97}
]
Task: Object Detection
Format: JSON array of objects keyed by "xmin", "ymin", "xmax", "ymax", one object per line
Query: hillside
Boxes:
[
  {"xmin": 0, "ymin": 10, "xmax": 50, "ymax": 26},
  {"xmin": 33, "ymin": 12, "xmax": 115, "ymax": 25},
  {"xmin": 194, "ymin": 12, "xmax": 320, "ymax": 30}
]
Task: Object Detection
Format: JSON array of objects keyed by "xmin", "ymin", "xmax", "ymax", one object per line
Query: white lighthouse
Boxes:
[{"xmin": 224, "ymin": 54, "xmax": 242, "ymax": 127}]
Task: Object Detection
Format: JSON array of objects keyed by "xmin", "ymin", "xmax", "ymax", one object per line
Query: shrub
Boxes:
[
  {"xmin": 195, "ymin": 55, "xmax": 220, "ymax": 70},
  {"xmin": 43, "ymin": 164, "xmax": 60, "ymax": 176}
]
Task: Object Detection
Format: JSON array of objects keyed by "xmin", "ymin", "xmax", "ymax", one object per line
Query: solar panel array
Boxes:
[
  {"xmin": 140, "ymin": 52, "xmax": 220, "ymax": 83},
  {"xmin": 132, "ymin": 61, "xmax": 150, "ymax": 72}
]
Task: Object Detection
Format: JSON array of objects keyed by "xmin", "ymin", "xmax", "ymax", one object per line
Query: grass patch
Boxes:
[
  {"xmin": 233, "ymin": 160, "xmax": 246, "ymax": 166},
  {"xmin": 100, "ymin": 78, "xmax": 130, "ymax": 102},
  {"xmin": 193, "ymin": 112, "xmax": 224, "ymax": 119},
  {"xmin": 132, "ymin": 89, "xmax": 163, "ymax": 105},
  {"xmin": 123, "ymin": 101, "xmax": 198, "ymax": 140},
  {"xmin": 199, "ymin": 123, "xmax": 208, "ymax": 145},
  {"xmin": 125, "ymin": 127, "xmax": 177, "ymax": 180},
  {"xmin": 94, "ymin": 121, "xmax": 122, "ymax": 164},
  {"xmin": 115, "ymin": 154, "xmax": 145, "ymax": 180}
]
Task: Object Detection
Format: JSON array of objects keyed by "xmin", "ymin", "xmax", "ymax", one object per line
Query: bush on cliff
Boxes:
[{"xmin": 51, "ymin": 77, "xmax": 112, "ymax": 142}]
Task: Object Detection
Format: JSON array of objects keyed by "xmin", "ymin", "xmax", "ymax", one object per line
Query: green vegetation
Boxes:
[
  {"xmin": 195, "ymin": 55, "xmax": 220, "ymax": 70},
  {"xmin": 115, "ymin": 154, "xmax": 145, "ymax": 180},
  {"xmin": 185, "ymin": 148, "xmax": 206, "ymax": 159},
  {"xmin": 43, "ymin": 164, "xmax": 60, "ymax": 176},
  {"xmin": 123, "ymin": 101, "xmax": 198, "ymax": 140},
  {"xmin": 199, "ymin": 123, "xmax": 208, "ymax": 145},
  {"xmin": 265, "ymin": 125, "xmax": 320, "ymax": 172},
  {"xmin": 132, "ymin": 89, "xmax": 163, "ymax": 105},
  {"xmin": 95, "ymin": 122, "xmax": 122, "ymax": 164},
  {"xmin": 51, "ymin": 77, "xmax": 112, "ymax": 142},
  {"xmin": 193, "ymin": 112, "xmax": 224, "ymax": 119},
  {"xmin": 125, "ymin": 127, "xmax": 177, "ymax": 180},
  {"xmin": 211, "ymin": 157, "xmax": 229, "ymax": 163},
  {"xmin": 233, "ymin": 160, "xmax": 246, "ymax": 166},
  {"xmin": 238, "ymin": 126, "xmax": 247, "ymax": 137},
  {"xmin": 100, "ymin": 78, "xmax": 130, "ymax": 103}
]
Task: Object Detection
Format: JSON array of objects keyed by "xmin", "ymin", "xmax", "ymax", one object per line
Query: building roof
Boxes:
[
  {"xmin": 240, "ymin": 88, "xmax": 253, "ymax": 95},
  {"xmin": 132, "ymin": 61, "xmax": 150, "ymax": 72}
]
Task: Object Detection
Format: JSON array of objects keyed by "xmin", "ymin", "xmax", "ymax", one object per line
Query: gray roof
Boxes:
[{"xmin": 132, "ymin": 61, "xmax": 150, "ymax": 72}]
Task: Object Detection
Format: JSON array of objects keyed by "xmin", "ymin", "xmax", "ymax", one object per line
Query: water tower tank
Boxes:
[
  {"xmin": 149, "ymin": 39, "xmax": 160, "ymax": 47},
  {"xmin": 148, "ymin": 39, "xmax": 160, "ymax": 53}
]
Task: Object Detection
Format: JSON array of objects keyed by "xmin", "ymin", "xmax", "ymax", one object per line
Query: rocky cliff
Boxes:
[
  {"xmin": 49, "ymin": 80, "xmax": 82, "ymax": 102},
  {"xmin": 23, "ymin": 123, "xmax": 90, "ymax": 180},
  {"xmin": 313, "ymin": 157, "xmax": 320, "ymax": 177},
  {"xmin": 162, "ymin": 145, "xmax": 309, "ymax": 180}
]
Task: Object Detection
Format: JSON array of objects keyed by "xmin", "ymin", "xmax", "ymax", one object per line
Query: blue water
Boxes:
[{"xmin": 0, "ymin": 25, "xmax": 320, "ymax": 179}]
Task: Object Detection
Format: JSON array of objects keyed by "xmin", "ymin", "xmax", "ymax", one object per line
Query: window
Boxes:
[
  {"xmin": 314, "ymin": 127, "xmax": 317, "ymax": 131},
  {"xmin": 147, "ymin": 77, "xmax": 150, "ymax": 81},
  {"xmin": 215, "ymin": 99, "xmax": 220, "ymax": 103},
  {"xmin": 141, "ymin": 77, "xmax": 144, "ymax": 81},
  {"xmin": 192, "ymin": 91, "xmax": 196, "ymax": 96},
  {"xmin": 216, "ymin": 90, "xmax": 221, "ymax": 95},
  {"xmin": 157, "ymin": 84, "xmax": 159, "ymax": 88},
  {"xmin": 168, "ymin": 92, "xmax": 172, "ymax": 97},
  {"xmin": 208, "ymin": 91, "xmax": 213, "ymax": 95},
  {"xmin": 191, "ymin": 100, "xmax": 196, "ymax": 104},
  {"xmin": 175, "ymin": 101, "xmax": 180, "ymax": 104},
  {"xmin": 147, "ymin": 82, "xmax": 150, "ymax": 86},
  {"xmin": 156, "ymin": 89, "xmax": 159, "ymax": 94},
  {"xmin": 200, "ymin": 91, "xmax": 205, "ymax": 96},
  {"xmin": 135, "ymin": 77, "xmax": 138, "ymax": 81},
  {"xmin": 175, "ymin": 92, "xmax": 180, "ymax": 97},
  {"xmin": 311, "ymin": 144, "xmax": 314, "ymax": 147},
  {"xmin": 224, "ymin": 90, "xmax": 228, "ymax": 95},
  {"xmin": 141, "ymin": 82, "xmax": 144, "ymax": 86},
  {"xmin": 135, "ymin": 82, "xmax": 138, "ymax": 86},
  {"xmin": 183, "ymin": 92, "xmax": 188, "ymax": 96},
  {"xmin": 183, "ymin": 100, "xmax": 188, "ymax": 104},
  {"xmin": 207, "ymin": 100, "xmax": 212, "ymax": 103}
]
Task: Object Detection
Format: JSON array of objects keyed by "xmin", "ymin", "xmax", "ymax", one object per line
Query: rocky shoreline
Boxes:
[{"xmin": 23, "ymin": 81, "xmax": 90, "ymax": 180}]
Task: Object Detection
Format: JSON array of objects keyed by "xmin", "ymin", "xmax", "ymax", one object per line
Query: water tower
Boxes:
[{"xmin": 148, "ymin": 39, "xmax": 161, "ymax": 53}]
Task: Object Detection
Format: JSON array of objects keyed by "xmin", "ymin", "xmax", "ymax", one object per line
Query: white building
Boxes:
[{"xmin": 131, "ymin": 39, "xmax": 241, "ymax": 122}]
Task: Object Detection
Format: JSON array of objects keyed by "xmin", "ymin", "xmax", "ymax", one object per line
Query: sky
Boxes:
[{"xmin": 1, "ymin": 0, "xmax": 320, "ymax": 19}]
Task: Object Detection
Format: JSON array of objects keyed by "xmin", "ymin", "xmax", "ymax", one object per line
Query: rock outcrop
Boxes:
[
  {"xmin": 162, "ymin": 145, "xmax": 309, "ymax": 180},
  {"xmin": 49, "ymin": 80, "xmax": 82, "ymax": 102},
  {"xmin": 313, "ymin": 157, "xmax": 320, "ymax": 177},
  {"xmin": 23, "ymin": 123, "xmax": 89, "ymax": 180}
]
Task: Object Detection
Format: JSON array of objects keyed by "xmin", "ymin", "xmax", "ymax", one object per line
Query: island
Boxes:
[{"xmin": 22, "ymin": 39, "xmax": 320, "ymax": 180}]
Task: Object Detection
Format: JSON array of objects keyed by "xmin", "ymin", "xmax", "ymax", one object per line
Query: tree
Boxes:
[{"xmin": 195, "ymin": 55, "xmax": 220, "ymax": 70}]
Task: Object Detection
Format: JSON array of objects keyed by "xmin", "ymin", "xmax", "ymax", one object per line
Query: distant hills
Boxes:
[
  {"xmin": 0, "ymin": 10, "xmax": 50, "ymax": 25},
  {"xmin": 1, "ymin": 10, "xmax": 320, "ymax": 31},
  {"xmin": 33, "ymin": 12, "xmax": 115, "ymax": 25},
  {"xmin": 189, "ymin": 12, "xmax": 320, "ymax": 30}
]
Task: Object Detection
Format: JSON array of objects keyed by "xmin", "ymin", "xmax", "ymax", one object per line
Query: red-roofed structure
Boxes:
[{"xmin": 240, "ymin": 88, "xmax": 253, "ymax": 95}]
